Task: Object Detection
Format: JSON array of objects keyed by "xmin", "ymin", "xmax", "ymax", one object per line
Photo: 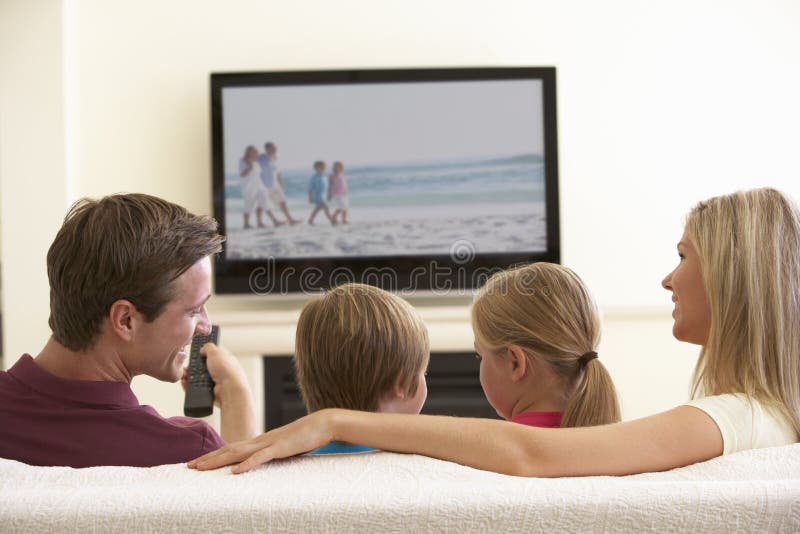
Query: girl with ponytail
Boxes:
[{"xmin": 471, "ymin": 263, "xmax": 620, "ymax": 429}]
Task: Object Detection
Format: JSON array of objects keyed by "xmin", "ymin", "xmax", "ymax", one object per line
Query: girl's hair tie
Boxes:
[{"xmin": 578, "ymin": 351, "xmax": 598, "ymax": 366}]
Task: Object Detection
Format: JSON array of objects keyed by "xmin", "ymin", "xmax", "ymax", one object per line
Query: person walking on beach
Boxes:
[
  {"xmin": 258, "ymin": 142, "xmax": 300, "ymax": 226},
  {"xmin": 238, "ymin": 146, "xmax": 271, "ymax": 229},
  {"xmin": 328, "ymin": 161, "xmax": 349, "ymax": 225},
  {"xmin": 308, "ymin": 161, "xmax": 335, "ymax": 226}
]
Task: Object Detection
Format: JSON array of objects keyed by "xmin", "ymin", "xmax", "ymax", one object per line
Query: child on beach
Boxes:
[
  {"xmin": 293, "ymin": 283, "xmax": 429, "ymax": 454},
  {"xmin": 472, "ymin": 262, "xmax": 620, "ymax": 428},
  {"xmin": 328, "ymin": 161, "xmax": 349, "ymax": 225},
  {"xmin": 307, "ymin": 161, "xmax": 335, "ymax": 226}
]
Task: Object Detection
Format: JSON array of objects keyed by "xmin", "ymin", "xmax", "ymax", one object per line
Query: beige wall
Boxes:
[
  {"xmin": 0, "ymin": 0, "xmax": 71, "ymax": 366},
  {"xmin": 2, "ymin": 0, "xmax": 799, "ymax": 426}
]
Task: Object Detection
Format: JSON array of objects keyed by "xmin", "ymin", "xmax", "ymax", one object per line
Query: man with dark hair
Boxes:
[{"xmin": 0, "ymin": 193, "xmax": 257, "ymax": 467}]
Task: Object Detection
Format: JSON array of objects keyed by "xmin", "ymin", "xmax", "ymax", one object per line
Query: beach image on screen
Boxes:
[{"xmin": 222, "ymin": 79, "xmax": 547, "ymax": 260}]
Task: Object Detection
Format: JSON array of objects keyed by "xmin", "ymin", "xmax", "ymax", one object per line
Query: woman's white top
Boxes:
[{"xmin": 685, "ymin": 393, "xmax": 798, "ymax": 454}]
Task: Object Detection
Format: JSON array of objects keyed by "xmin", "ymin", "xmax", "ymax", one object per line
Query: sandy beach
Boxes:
[{"xmin": 225, "ymin": 202, "xmax": 546, "ymax": 260}]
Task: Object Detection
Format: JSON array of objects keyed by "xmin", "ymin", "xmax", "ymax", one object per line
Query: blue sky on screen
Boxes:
[{"xmin": 222, "ymin": 79, "xmax": 544, "ymax": 171}]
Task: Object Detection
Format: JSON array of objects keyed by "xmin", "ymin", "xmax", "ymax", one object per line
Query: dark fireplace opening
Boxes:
[{"xmin": 263, "ymin": 352, "xmax": 501, "ymax": 431}]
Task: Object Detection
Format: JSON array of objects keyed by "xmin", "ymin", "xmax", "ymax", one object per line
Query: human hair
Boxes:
[
  {"xmin": 47, "ymin": 193, "xmax": 224, "ymax": 351},
  {"xmin": 684, "ymin": 187, "xmax": 800, "ymax": 434},
  {"xmin": 265, "ymin": 142, "xmax": 275, "ymax": 152},
  {"xmin": 313, "ymin": 160, "xmax": 325, "ymax": 170},
  {"xmin": 294, "ymin": 283, "xmax": 430, "ymax": 413},
  {"xmin": 471, "ymin": 262, "xmax": 621, "ymax": 427},
  {"xmin": 332, "ymin": 161, "xmax": 344, "ymax": 173},
  {"xmin": 242, "ymin": 145, "xmax": 257, "ymax": 160}
]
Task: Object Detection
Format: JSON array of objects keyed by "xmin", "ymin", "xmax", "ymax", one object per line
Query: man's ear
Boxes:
[
  {"xmin": 507, "ymin": 345, "xmax": 529, "ymax": 383},
  {"xmin": 107, "ymin": 299, "xmax": 138, "ymax": 341}
]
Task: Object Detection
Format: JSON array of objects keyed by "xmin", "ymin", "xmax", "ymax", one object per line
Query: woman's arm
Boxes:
[{"xmin": 188, "ymin": 405, "xmax": 722, "ymax": 476}]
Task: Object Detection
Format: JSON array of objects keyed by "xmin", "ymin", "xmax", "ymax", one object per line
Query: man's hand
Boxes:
[
  {"xmin": 197, "ymin": 343, "xmax": 259, "ymax": 442},
  {"xmin": 181, "ymin": 348, "xmax": 245, "ymax": 402},
  {"xmin": 200, "ymin": 343, "xmax": 248, "ymax": 406}
]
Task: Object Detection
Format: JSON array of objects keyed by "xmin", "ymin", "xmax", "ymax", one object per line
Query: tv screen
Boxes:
[{"xmin": 211, "ymin": 67, "xmax": 559, "ymax": 295}]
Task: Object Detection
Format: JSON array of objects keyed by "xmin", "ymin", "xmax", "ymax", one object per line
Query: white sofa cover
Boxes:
[{"xmin": 2, "ymin": 444, "xmax": 799, "ymax": 532}]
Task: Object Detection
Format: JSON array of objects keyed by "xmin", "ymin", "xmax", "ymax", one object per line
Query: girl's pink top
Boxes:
[
  {"xmin": 509, "ymin": 411, "xmax": 562, "ymax": 428},
  {"xmin": 330, "ymin": 173, "xmax": 348, "ymax": 196}
]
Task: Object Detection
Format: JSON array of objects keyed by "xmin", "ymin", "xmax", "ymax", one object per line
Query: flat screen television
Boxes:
[{"xmin": 211, "ymin": 67, "xmax": 559, "ymax": 295}]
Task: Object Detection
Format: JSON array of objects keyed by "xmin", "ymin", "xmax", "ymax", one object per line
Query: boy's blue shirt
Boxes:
[{"xmin": 309, "ymin": 173, "xmax": 325, "ymax": 203}]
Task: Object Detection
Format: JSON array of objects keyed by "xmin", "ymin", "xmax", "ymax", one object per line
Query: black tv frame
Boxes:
[{"xmin": 211, "ymin": 67, "xmax": 560, "ymax": 295}]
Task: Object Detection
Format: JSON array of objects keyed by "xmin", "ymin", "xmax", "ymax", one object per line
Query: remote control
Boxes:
[{"xmin": 183, "ymin": 325, "xmax": 219, "ymax": 417}]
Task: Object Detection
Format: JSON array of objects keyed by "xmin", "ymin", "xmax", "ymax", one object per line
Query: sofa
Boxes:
[{"xmin": 2, "ymin": 444, "xmax": 799, "ymax": 532}]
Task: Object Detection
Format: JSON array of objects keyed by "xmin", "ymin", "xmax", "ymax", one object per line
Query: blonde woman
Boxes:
[
  {"xmin": 473, "ymin": 263, "xmax": 620, "ymax": 429},
  {"xmin": 190, "ymin": 188, "xmax": 799, "ymax": 476}
]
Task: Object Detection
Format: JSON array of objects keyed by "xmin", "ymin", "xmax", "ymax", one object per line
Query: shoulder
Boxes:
[
  {"xmin": 686, "ymin": 393, "xmax": 771, "ymax": 418},
  {"xmin": 162, "ymin": 415, "xmax": 225, "ymax": 452},
  {"xmin": 685, "ymin": 394, "xmax": 797, "ymax": 454}
]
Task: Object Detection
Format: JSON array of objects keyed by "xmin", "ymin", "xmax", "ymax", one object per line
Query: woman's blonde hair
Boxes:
[
  {"xmin": 685, "ymin": 187, "xmax": 800, "ymax": 433},
  {"xmin": 294, "ymin": 283, "xmax": 430, "ymax": 413},
  {"xmin": 471, "ymin": 263, "xmax": 620, "ymax": 427}
]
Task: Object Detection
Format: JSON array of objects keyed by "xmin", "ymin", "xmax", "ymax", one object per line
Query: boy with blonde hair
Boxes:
[{"xmin": 294, "ymin": 283, "xmax": 429, "ymax": 453}]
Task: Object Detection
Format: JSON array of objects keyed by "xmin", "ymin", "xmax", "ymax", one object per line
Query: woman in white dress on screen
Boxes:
[{"xmin": 238, "ymin": 145, "xmax": 269, "ymax": 229}]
